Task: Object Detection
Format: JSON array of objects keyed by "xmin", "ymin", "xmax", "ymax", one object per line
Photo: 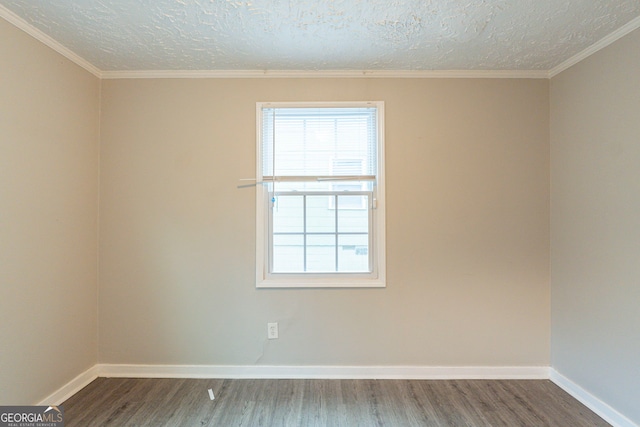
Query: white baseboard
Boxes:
[
  {"xmin": 550, "ymin": 369, "xmax": 638, "ymax": 427},
  {"xmin": 38, "ymin": 364, "xmax": 638, "ymax": 427},
  {"xmin": 37, "ymin": 365, "xmax": 99, "ymax": 406},
  {"xmin": 97, "ymin": 364, "xmax": 549, "ymax": 380},
  {"xmin": 34, "ymin": 364, "xmax": 550, "ymax": 407}
]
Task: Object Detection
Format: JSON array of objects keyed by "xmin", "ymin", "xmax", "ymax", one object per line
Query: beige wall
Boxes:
[
  {"xmin": 99, "ymin": 78, "xmax": 550, "ymax": 366},
  {"xmin": 0, "ymin": 13, "xmax": 551, "ymax": 403},
  {"xmin": 550, "ymin": 28, "xmax": 640, "ymax": 424},
  {"xmin": 0, "ymin": 19, "xmax": 100, "ymax": 403}
]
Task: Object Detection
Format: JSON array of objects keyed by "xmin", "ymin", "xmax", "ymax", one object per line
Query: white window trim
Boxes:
[{"xmin": 255, "ymin": 101, "xmax": 386, "ymax": 288}]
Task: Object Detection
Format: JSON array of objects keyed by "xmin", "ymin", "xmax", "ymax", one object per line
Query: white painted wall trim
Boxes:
[
  {"xmin": 100, "ymin": 69, "xmax": 549, "ymax": 80},
  {"xmin": 0, "ymin": 5, "xmax": 102, "ymax": 78},
  {"xmin": 549, "ymin": 15, "xmax": 640, "ymax": 78},
  {"xmin": 97, "ymin": 364, "xmax": 549, "ymax": 380},
  {"xmin": 36, "ymin": 366, "xmax": 99, "ymax": 406},
  {"xmin": 550, "ymin": 369, "xmax": 638, "ymax": 427}
]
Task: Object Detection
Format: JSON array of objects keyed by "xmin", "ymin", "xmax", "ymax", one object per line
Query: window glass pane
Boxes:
[
  {"xmin": 272, "ymin": 234, "xmax": 304, "ymax": 273},
  {"xmin": 272, "ymin": 195, "xmax": 303, "ymax": 233},
  {"xmin": 337, "ymin": 194, "xmax": 367, "ymax": 210},
  {"xmin": 329, "ymin": 183, "xmax": 368, "ymax": 208},
  {"xmin": 338, "ymin": 195, "xmax": 369, "ymax": 232},
  {"xmin": 306, "ymin": 195, "xmax": 335, "ymax": 233},
  {"xmin": 338, "ymin": 234, "xmax": 369, "ymax": 272},
  {"xmin": 307, "ymin": 235, "xmax": 336, "ymax": 272}
]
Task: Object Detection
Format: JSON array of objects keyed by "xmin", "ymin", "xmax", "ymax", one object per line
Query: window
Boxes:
[{"xmin": 255, "ymin": 102, "xmax": 385, "ymax": 288}]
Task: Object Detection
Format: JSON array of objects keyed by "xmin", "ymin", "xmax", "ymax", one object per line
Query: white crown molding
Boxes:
[
  {"xmin": 97, "ymin": 364, "xmax": 549, "ymax": 380},
  {"xmin": 36, "ymin": 365, "xmax": 99, "ymax": 406},
  {"xmin": 100, "ymin": 69, "xmax": 549, "ymax": 80},
  {"xmin": 549, "ymin": 15, "xmax": 640, "ymax": 78},
  {"xmin": 0, "ymin": 4, "xmax": 102, "ymax": 78},
  {"xmin": 550, "ymin": 369, "xmax": 638, "ymax": 427}
]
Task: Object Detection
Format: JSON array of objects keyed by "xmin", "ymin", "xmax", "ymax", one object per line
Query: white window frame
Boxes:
[{"xmin": 255, "ymin": 101, "xmax": 386, "ymax": 288}]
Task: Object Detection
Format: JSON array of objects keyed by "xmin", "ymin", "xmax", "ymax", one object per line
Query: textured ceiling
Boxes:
[{"xmin": 1, "ymin": 0, "xmax": 640, "ymax": 72}]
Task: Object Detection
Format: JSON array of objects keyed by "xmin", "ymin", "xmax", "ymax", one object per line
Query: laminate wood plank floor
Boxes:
[{"xmin": 62, "ymin": 378, "xmax": 610, "ymax": 426}]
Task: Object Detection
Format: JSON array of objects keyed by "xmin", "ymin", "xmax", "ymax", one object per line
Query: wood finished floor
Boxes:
[{"xmin": 62, "ymin": 378, "xmax": 610, "ymax": 426}]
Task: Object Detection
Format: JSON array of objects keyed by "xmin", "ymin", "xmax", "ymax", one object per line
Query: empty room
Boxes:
[{"xmin": 1, "ymin": 1, "xmax": 639, "ymax": 426}]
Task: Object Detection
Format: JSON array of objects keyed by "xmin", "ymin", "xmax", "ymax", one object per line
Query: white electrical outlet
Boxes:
[{"xmin": 267, "ymin": 322, "xmax": 278, "ymax": 339}]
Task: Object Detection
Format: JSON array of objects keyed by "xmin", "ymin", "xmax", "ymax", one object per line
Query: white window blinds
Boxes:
[{"xmin": 261, "ymin": 107, "xmax": 378, "ymax": 181}]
